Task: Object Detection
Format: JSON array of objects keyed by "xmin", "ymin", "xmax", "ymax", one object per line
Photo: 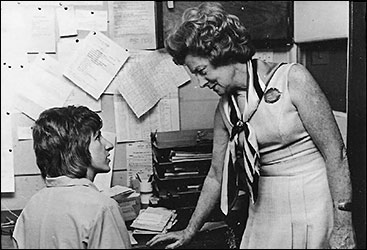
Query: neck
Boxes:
[
  {"xmin": 233, "ymin": 62, "xmax": 249, "ymax": 92},
  {"xmin": 86, "ymin": 168, "xmax": 96, "ymax": 182}
]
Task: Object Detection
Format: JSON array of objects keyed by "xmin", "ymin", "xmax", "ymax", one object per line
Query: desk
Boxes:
[
  {"xmin": 131, "ymin": 222, "xmax": 236, "ymax": 249},
  {"xmin": 129, "ymin": 207, "xmax": 244, "ymax": 249},
  {"xmin": 1, "ymin": 204, "xmax": 246, "ymax": 249}
]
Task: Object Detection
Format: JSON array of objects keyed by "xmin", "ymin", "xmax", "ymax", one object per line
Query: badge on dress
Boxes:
[{"xmin": 264, "ymin": 88, "xmax": 281, "ymax": 104}]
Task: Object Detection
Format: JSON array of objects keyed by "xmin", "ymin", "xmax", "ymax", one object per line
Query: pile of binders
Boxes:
[{"xmin": 150, "ymin": 129, "xmax": 216, "ymax": 211}]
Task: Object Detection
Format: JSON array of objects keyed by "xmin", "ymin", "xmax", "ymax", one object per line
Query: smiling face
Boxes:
[
  {"xmin": 184, "ymin": 54, "xmax": 248, "ymax": 96},
  {"xmin": 87, "ymin": 130, "xmax": 114, "ymax": 180}
]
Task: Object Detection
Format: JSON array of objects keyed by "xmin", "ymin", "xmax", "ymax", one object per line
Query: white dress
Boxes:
[{"xmin": 218, "ymin": 62, "xmax": 333, "ymax": 249}]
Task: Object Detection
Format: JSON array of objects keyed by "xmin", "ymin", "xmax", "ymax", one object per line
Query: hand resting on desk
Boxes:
[{"xmin": 146, "ymin": 229, "xmax": 194, "ymax": 249}]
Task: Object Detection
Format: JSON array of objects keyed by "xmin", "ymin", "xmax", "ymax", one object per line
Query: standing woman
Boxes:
[{"xmin": 147, "ymin": 2, "xmax": 356, "ymax": 249}]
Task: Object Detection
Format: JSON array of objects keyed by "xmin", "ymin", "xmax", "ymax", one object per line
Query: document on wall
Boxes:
[
  {"xmin": 108, "ymin": 1, "xmax": 157, "ymax": 49},
  {"xmin": 24, "ymin": 6, "xmax": 56, "ymax": 53},
  {"xmin": 63, "ymin": 31, "xmax": 130, "ymax": 100},
  {"xmin": 57, "ymin": 36, "xmax": 84, "ymax": 67},
  {"xmin": 115, "ymin": 50, "xmax": 189, "ymax": 118},
  {"xmin": 114, "ymin": 91, "xmax": 179, "ymax": 143},
  {"xmin": 15, "ymin": 55, "xmax": 74, "ymax": 120},
  {"xmin": 93, "ymin": 131, "xmax": 116, "ymax": 191},
  {"xmin": 126, "ymin": 141, "xmax": 153, "ymax": 187},
  {"xmin": 1, "ymin": 66, "xmax": 16, "ymax": 193},
  {"xmin": 56, "ymin": 5, "xmax": 78, "ymax": 37},
  {"xmin": 75, "ymin": 9, "xmax": 108, "ymax": 32},
  {"xmin": 1, "ymin": 129, "xmax": 15, "ymax": 193}
]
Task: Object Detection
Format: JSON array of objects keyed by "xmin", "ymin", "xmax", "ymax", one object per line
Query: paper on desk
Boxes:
[
  {"xmin": 130, "ymin": 207, "xmax": 175, "ymax": 232},
  {"xmin": 128, "ymin": 231, "xmax": 138, "ymax": 245},
  {"xmin": 63, "ymin": 31, "xmax": 129, "ymax": 100},
  {"xmin": 115, "ymin": 50, "xmax": 189, "ymax": 118}
]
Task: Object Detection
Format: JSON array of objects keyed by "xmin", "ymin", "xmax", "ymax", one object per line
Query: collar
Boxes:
[{"xmin": 45, "ymin": 176, "xmax": 99, "ymax": 191}]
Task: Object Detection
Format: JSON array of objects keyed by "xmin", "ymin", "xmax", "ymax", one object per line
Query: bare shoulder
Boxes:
[{"xmin": 287, "ymin": 63, "xmax": 325, "ymax": 105}]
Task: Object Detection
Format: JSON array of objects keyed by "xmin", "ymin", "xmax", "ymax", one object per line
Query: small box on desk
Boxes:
[
  {"xmin": 102, "ymin": 186, "xmax": 141, "ymax": 222},
  {"xmin": 117, "ymin": 192, "xmax": 141, "ymax": 222}
]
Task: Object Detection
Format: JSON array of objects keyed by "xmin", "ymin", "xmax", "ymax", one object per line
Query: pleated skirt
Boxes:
[{"xmin": 240, "ymin": 152, "xmax": 333, "ymax": 249}]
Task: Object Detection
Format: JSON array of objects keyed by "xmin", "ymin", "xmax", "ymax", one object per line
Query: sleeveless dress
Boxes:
[{"xmin": 219, "ymin": 62, "xmax": 333, "ymax": 249}]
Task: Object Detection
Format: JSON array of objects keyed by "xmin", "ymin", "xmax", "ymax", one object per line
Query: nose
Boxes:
[
  {"xmin": 197, "ymin": 75, "xmax": 208, "ymax": 88},
  {"xmin": 103, "ymin": 137, "xmax": 114, "ymax": 151}
]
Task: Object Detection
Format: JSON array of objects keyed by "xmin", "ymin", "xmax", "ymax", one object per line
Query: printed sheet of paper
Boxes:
[
  {"xmin": 115, "ymin": 50, "xmax": 189, "ymax": 118},
  {"xmin": 15, "ymin": 55, "xmax": 74, "ymax": 120},
  {"xmin": 63, "ymin": 31, "xmax": 129, "ymax": 100},
  {"xmin": 24, "ymin": 6, "xmax": 56, "ymax": 53},
  {"xmin": 114, "ymin": 90, "xmax": 179, "ymax": 142},
  {"xmin": 56, "ymin": 5, "xmax": 78, "ymax": 37},
  {"xmin": 126, "ymin": 141, "xmax": 153, "ymax": 187},
  {"xmin": 75, "ymin": 9, "xmax": 108, "ymax": 32},
  {"xmin": 93, "ymin": 131, "xmax": 116, "ymax": 191},
  {"xmin": 108, "ymin": 1, "xmax": 157, "ymax": 49}
]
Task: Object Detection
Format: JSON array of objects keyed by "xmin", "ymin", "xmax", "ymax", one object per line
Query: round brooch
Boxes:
[{"xmin": 264, "ymin": 88, "xmax": 282, "ymax": 104}]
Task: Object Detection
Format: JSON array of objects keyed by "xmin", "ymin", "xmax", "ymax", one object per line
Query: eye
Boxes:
[
  {"xmin": 198, "ymin": 69, "xmax": 207, "ymax": 76},
  {"xmin": 95, "ymin": 131, "xmax": 102, "ymax": 141},
  {"xmin": 195, "ymin": 67, "xmax": 207, "ymax": 76}
]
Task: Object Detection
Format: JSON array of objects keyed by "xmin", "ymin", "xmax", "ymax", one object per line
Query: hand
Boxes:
[
  {"xmin": 329, "ymin": 225, "xmax": 357, "ymax": 249},
  {"xmin": 146, "ymin": 229, "xmax": 194, "ymax": 249}
]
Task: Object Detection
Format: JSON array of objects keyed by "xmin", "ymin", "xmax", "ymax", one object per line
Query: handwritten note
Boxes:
[
  {"xmin": 126, "ymin": 141, "xmax": 153, "ymax": 187},
  {"xmin": 63, "ymin": 31, "xmax": 129, "ymax": 100}
]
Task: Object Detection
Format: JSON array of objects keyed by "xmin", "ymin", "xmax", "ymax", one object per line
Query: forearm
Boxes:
[
  {"xmin": 325, "ymin": 147, "xmax": 353, "ymax": 225},
  {"xmin": 185, "ymin": 175, "xmax": 221, "ymax": 236}
]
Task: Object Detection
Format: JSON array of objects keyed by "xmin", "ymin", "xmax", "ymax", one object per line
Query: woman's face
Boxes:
[
  {"xmin": 184, "ymin": 54, "xmax": 246, "ymax": 96},
  {"xmin": 88, "ymin": 130, "xmax": 114, "ymax": 175}
]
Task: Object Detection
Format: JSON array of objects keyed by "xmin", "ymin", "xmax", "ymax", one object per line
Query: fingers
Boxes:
[
  {"xmin": 146, "ymin": 233, "xmax": 175, "ymax": 247},
  {"xmin": 165, "ymin": 241, "xmax": 182, "ymax": 249}
]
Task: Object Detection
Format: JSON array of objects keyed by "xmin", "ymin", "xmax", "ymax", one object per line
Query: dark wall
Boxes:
[
  {"xmin": 302, "ymin": 39, "xmax": 348, "ymax": 112},
  {"xmin": 348, "ymin": 2, "xmax": 366, "ymax": 249}
]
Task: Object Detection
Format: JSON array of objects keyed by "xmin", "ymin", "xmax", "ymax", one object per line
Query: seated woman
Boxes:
[{"xmin": 12, "ymin": 105, "xmax": 131, "ymax": 249}]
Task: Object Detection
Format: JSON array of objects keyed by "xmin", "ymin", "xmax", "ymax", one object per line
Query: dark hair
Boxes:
[
  {"xmin": 32, "ymin": 105, "xmax": 102, "ymax": 179},
  {"xmin": 165, "ymin": 2, "xmax": 256, "ymax": 67}
]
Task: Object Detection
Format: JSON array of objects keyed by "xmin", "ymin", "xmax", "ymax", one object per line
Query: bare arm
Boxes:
[
  {"xmin": 146, "ymin": 105, "xmax": 229, "ymax": 249},
  {"xmin": 288, "ymin": 64, "xmax": 356, "ymax": 248}
]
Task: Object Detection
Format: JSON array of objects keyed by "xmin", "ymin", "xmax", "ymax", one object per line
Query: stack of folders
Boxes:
[
  {"xmin": 130, "ymin": 207, "xmax": 177, "ymax": 235},
  {"xmin": 169, "ymin": 150, "xmax": 212, "ymax": 162}
]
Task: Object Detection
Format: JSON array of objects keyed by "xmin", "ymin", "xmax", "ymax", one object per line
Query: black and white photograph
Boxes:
[{"xmin": 1, "ymin": 1, "xmax": 365, "ymax": 249}]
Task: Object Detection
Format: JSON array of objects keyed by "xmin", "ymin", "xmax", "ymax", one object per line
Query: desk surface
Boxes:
[{"xmin": 131, "ymin": 223, "xmax": 236, "ymax": 249}]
